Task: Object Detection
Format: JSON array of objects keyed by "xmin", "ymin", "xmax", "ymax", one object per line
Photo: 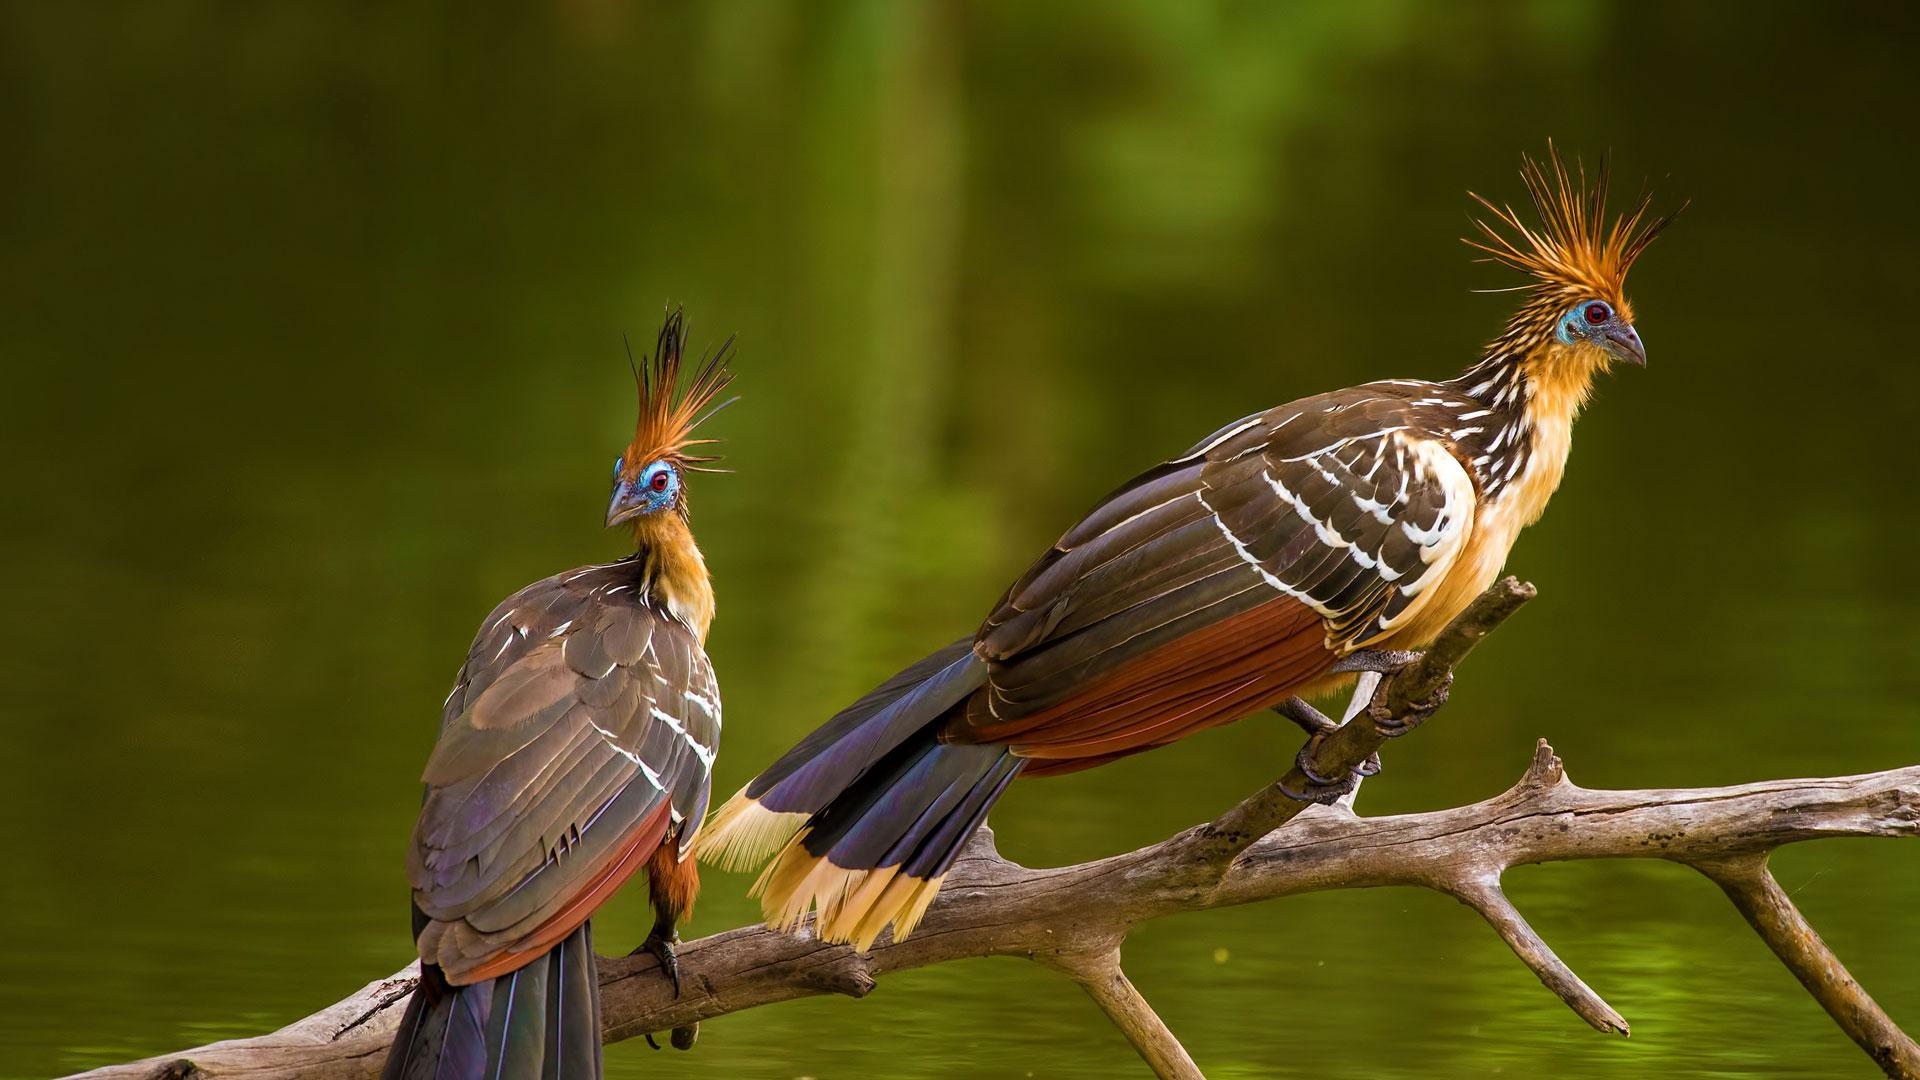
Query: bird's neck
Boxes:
[
  {"xmin": 1448, "ymin": 339, "xmax": 1599, "ymax": 527},
  {"xmin": 632, "ymin": 513, "xmax": 715, "ymax": 642}
]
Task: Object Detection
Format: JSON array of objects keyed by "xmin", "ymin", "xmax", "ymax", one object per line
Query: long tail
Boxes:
[
  {"xmin": 699, "ymin": 639, "xmax": 1023, "ymax": 950},
  {"xmin": 383, "ymin": 921, "xmax": 601, "ymax": 1080}
]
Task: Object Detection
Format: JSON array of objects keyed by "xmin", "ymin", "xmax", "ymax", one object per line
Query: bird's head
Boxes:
[
  {"xmin": 1467, "ymin": 146, "xmax": 1682, "ymax": 379},
  {"xmin": 607, "ymin": 307, "xmax": 737, "ymax": 532}
]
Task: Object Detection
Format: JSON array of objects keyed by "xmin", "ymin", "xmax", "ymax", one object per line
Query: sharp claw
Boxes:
[
  {"xmin": 1279, "ymin": 771, "xmax": 1358, "ymax": 804},
  {"xmin": 1368, "ymin": 672, "xmax": 1452, "ymax": 737},
  {"xmin": 1296, "ymin": 746, "xmax": 1342, "ymax": 787},
  {"xmin": 634, "ymin": 931, "xmax": 691, "ymax": 1051},
  {"xmin": 656, "ymin": 941, "xmax": 684, "ymax": 998},
  {"xmin": 1282, "ymin": 733, "xmax": 1361, "ymax": 804},
  {"xmin": 631, "ymin": 931, "xmax": 684, "ymax": 997},
  {"xmin": 1275, "ymin": 653, "xmax": 1411, "ymax": 803}
]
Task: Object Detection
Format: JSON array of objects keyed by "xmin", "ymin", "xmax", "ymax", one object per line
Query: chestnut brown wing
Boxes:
[{"xmin": 961, "ymin": 386, "xmax": 1477, "ymax": 744}]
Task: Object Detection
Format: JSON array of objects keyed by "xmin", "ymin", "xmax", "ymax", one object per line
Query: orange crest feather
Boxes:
[
  {"xmin": 626, "ymin": 307, "xmax": 738, "ymax": 472},
  {"xmin": 1466, "ymin": 143, "xmax": 1682, "ymax": 304}
]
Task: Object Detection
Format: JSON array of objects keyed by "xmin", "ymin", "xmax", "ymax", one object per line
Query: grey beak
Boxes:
[
  {"xmin": 606, "ymin": 482, "xmax": 647, "ymax": 527},
  {"xmin": 1605, "ymin": 324, "xmax": 1647, "ymax": 367}
]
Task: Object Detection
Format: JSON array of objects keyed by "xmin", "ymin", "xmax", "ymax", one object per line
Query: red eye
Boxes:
[
  {"xmin": 649, "ymin": 470, "xmax": 671, "ymax": 493},
  {"xmin": 1583, "ymin": 302, "xmax": 1611, "ymax": 325}
]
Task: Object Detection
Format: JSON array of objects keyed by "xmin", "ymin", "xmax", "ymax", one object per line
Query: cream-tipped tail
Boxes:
[
  {"xmin": 751, "ymin": 832, "xmax": 949, "ymax": 953},
  {"xmin": 696, "ymin": 787, "xmax": 809, "ymax": 873}
]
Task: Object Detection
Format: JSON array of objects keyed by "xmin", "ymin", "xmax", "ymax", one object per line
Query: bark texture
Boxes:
[{"xmin": 71, "ymin": 580, "xmax": 1920, "ymax": 1080}]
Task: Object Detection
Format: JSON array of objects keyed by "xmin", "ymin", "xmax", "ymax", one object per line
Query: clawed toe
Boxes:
[
  {"xmin": 630, "ymin": 932, "xmax": 684, "ymax": 997},
  {"xmin": 633, "ymin": 929, "xmax": 697, "ymax": 1050},
  {"xmin": 1280, "ymin": 733, "xmax": 1362, "ymax": 804},
  {"xmin": 645, "ymin": 1024, "xmax": 700, "ymax": 1052},
  {"xmin": 1369, "ymin": 672, "xmax": 1451, "ymax": 737}
]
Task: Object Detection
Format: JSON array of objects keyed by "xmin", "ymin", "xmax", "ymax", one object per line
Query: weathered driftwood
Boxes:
[{"xmin": 72, "ymin": 580, "xmax": 1920, "ymax": 1080}]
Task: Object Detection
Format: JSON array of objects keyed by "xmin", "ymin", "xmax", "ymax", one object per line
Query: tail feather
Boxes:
[
  {"xmin": 383, "ymin": 923, "xmax": 601, "ymax": 1080},
  {"xmin": 698, "ymin": 792, "xmax": 809, "ymax": 875},
  {"xmin": 484, "ymin": 959, "xmax": 549, "ymax": 1080},
  {"xmin": 543, "ymin": 921, "xmax": 603, "ymax": 1079},
  {"xmin": 437, "ymin": 981, "xmax": 490, "ymax": 1080},
  {"xmin": 907, "ymin": 749, "xmax": 1022, "ymax": 879},
  {"xmin": 837, "ymin": 746, "xmax": 1021, "ymax": 949},
  {"xmin": 700, "ymin": 638, "xmax": 986, "ymax": 872},
  {"xmin": 699, "ymin": 638, "xmax": 1018, "ymax": 951},
  {"xmin": 753, "ymin": 732, "xmax": 1023, "ymax": 950}
]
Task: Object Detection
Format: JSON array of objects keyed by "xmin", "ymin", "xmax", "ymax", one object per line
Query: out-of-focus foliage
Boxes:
[{"xmin": 1, "ymin": 2, "xmax": 1916, "ymax": 1077}]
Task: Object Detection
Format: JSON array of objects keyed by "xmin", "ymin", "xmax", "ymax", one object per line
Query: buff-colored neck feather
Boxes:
[{"xmin": 633, "ymin": 512, "xmax": 715, "ymax": 642}]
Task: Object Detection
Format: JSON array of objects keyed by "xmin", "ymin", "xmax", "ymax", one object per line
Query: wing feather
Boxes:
[
  {"xmin": 405, "ymin": 559, "xmax": 720, "ymax": 983},
  {"xmin": 956, "ymin": 385, "xmax": 1478, "ymax": 752}
]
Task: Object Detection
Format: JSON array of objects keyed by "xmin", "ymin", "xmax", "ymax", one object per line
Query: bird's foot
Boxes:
[
  {"xmin": 1279, "ymin": 730, "xmax": 1367, "ymax": 804},
  {"xmin": 631, "ymin": 928, "xmax": 684, "ymax": 996},
  {"xmin": 644, "ymin": 1026, "xmax": 700, "ymax": 1052},
  {"xmin": 1368, "ymin": 671, "xmax": 1452, "ymax": 738},
  {"xmin": 1274, "ymin": 697, "xmax": 1382, "ymax": 780},
  {"xmin": 632, "ymin": 928, "xmax": 699, "ymax": 1051}
]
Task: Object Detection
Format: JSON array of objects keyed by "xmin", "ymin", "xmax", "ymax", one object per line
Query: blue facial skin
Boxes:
[
  {"xmin": 606, "ymin": 458, "xmax": 682, "ymax": 525},
  {"xmin": 1555, "ymin": 299, "xmax": 1610, "ymax": 346},
  {"xmin": 637, "ymin": 461, "xmax": 681, "ymax": 513},
  {"xmin": 1555, "ymin": 299, "xmax": 1646, "ymax": 366}
]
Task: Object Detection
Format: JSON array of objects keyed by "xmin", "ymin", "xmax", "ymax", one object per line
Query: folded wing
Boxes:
[
  {"xmin": 407, "ymin": 560, "xmax": 720, "ymax": 984},
  {"xmin": 958, "ymin": 386, "xmax": 1477, "ymax": 759}
]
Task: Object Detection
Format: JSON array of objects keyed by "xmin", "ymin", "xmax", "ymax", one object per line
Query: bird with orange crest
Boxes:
[
  {"xmin": 702, "ymin": 149, "xmax": 1678, "ymax": 952},
  {"xmin": 384, "ymin": 310, "xmax": 735, "ymax": 1079}
]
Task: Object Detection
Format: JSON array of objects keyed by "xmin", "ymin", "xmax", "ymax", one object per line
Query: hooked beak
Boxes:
[
  {"xmin": 1603, "ymin": 323, "xmax": 1647, "ymax": 367},
  {"xmin": 606, "ymin": 481, "xmax": 647, "ymax": 527}
]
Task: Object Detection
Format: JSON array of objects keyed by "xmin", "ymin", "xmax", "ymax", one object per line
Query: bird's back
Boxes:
[{"xmin": 409, "ymin": 556, "xmax": 720, "ymax": 983}]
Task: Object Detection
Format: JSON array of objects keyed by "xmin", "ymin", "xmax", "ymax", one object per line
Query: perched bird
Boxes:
[
  {"xmin": 701, "ymin": 149, "xmax": 1676, "ymax": 951},
  {"xmin": 383, "ymin": 310, "xmax": 734, "ymax": 1079}
]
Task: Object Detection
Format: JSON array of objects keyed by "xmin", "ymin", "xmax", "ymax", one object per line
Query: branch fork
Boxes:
[{"xmin": 73, "ymin": 578, "xmax": 1920, "ymax": 1080}]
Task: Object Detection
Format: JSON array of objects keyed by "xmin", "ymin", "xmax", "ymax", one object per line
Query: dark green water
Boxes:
[{"xmin": 3, "ymin": 3, "xmax": 1918, "ymax": 1077}]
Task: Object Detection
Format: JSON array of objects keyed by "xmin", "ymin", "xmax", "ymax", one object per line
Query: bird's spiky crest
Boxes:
[
  {"xmin": 627, "ymin": 307, "xmax": 738, "ymax": 472},
  {"xmin": 1465, "ymin": 144, "xmax": 1681, "ymax": 305}
]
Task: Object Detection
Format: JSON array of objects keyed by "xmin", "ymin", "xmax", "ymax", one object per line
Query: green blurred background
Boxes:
[{"xmin": 3, "ymin": 2, "xmax": 1918, "ymax": 1077}]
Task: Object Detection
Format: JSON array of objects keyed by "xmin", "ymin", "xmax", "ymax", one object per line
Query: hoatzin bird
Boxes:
[
  {"xmin": 701, "ymin": 150, "xmax": 1677, "ymax": 951},
  {"xmin": 383, "ymin": 310, "xmax": 734, "ymax": 1079}
]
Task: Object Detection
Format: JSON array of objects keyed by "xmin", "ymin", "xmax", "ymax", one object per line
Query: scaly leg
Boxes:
[
  {"xmin": 633, "ymin": 906, "xmax": 699, "ymax": 1050},
  {"xmin": 1272, "ymin": 673, "xmax": 1384, "ymax": 803},
  {"xmin": 632, "ymin": 844, "xmax": 701, "ymax": 1052},
  {"xmin": 1329, "ymin": 647, "xmax": 1421, "ymax": 676},
  {"xmin": 1274, "ymin": 692, "xmax": 1381, "ymax": 777},
  {"xmin": 634, "ymin": 909, "xmax": 683, "ymax": 997},
  {"xmin": 1330, "ymin": 648, "xmax": 1449, "ymax": 736},
  {"xmin": 1272, "ymin": 695, "xmax": 1336, "ymax": 737}
]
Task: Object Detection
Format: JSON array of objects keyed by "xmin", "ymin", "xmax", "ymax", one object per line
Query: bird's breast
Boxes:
[{"xmin": 1384, "ymin": 412, "xmax": 1573, "ymax": 648}]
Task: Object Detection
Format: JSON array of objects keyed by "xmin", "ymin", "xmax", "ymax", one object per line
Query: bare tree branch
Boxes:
[
  {"xmin": 1046, "ymin": 949, "xmax": 1203, "ymax": 1080},
  {"xmin": 1188, "ymin": 576, "xmax": 1535, "ymax": 867},
  {"xmin": 70, "ymin": 579, "xmax": 1920, "ymax": 1080},
  {"xmin": 1697, "ymin": 852, "xmax": 1920, "ymax": 1077},
  {"xmin": 77, "ymin": 754, "xmax": 1920, "ymax": 1080},
  {"xmin": 1444, "ymin": 872, "xmax": 1630, "ymax": 1035}
]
